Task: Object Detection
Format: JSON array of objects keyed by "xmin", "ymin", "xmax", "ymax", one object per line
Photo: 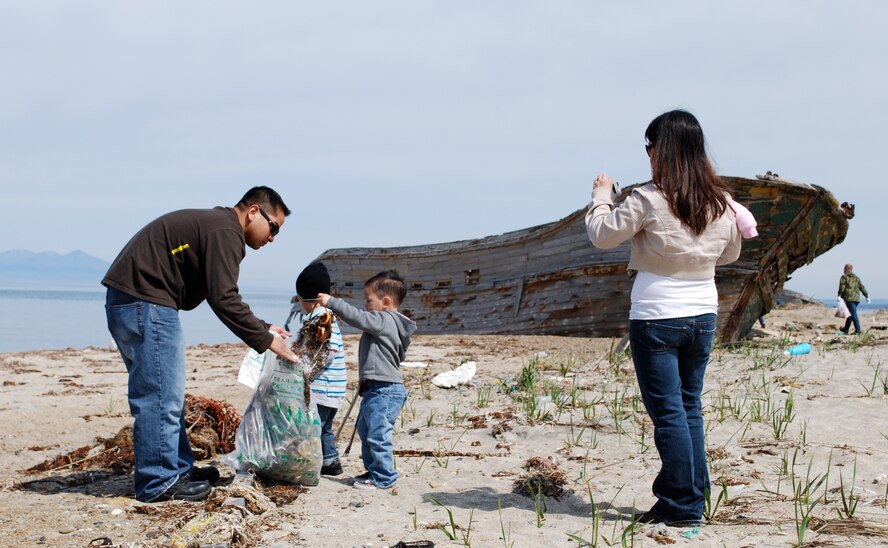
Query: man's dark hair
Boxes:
[
  {"xmin": 237, "ymin": 186, "xmax": 291, "ymax": 217},
  {"xmin": 364, "ymin": 270, "xmax": 407, "ymax": 306}
]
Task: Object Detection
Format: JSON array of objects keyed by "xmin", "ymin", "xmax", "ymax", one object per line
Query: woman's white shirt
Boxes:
[{"xmin": 629, "ymin": 271, "xmax": 718, "ymax": 320}]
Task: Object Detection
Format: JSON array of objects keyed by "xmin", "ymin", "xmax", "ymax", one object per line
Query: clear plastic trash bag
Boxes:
[{"xmin": 223, "ymin": 348, "xmax": 322, "ymax": 486}]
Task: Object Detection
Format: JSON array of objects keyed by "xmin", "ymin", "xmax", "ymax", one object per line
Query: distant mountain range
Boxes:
[{"xmin": 0, "ymin": 250, "xmax": 110, "ymax": 288}]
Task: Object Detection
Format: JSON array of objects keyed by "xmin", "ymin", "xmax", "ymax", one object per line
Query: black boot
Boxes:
[
  {"xmin": 188, "ymin": 465, "xmax": 221, "ymax": 485},
  {"xmin": 151, "ymin": 477, "xmax": 211, "ymax": 502}
]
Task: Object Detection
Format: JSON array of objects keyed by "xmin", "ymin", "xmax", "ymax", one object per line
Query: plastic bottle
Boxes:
[{"xmin": 784, "ymin": 342, "xmax": 812, "ymax": 356}]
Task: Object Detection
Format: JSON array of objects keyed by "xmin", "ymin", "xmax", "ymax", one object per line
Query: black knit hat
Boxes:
[{"xmin": 296, "ymin": 262, "xmax": 331, "ymax": 300}]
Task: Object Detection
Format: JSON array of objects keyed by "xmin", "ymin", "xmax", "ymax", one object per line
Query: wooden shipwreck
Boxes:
[{"xmin": 315, "ymin": 175, "xmax": 852, "ymax": 342}]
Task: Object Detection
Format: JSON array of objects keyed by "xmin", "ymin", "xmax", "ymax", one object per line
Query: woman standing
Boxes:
[{"xmin": 586, "ymin": 110, "xmax": 742, "ymax": 526}]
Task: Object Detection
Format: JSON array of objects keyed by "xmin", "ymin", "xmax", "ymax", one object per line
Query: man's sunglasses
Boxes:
[{"xmin": 257, "ymin": 206, "xmax": 280, "ymax": 236}]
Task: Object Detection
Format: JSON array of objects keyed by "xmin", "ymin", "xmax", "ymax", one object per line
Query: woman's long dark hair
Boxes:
[{"xmin": 645, "ymin": 110, "xmax": 731, "ymax": 235}]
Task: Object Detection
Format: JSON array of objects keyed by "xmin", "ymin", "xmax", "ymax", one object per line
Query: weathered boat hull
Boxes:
[{"xmin": 315, "ymin": 176, "xmax": 849, "ymax": 342}]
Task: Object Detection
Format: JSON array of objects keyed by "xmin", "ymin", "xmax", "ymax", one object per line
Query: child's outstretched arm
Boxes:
[{"xmin": 316, "ymin": 293, "xmax": 389, "ymax": 336}]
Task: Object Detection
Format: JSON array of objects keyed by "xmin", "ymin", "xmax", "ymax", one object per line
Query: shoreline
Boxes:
[{"xmin": 2, "ymin": 286, "xmax": 888, "ymax": 355}]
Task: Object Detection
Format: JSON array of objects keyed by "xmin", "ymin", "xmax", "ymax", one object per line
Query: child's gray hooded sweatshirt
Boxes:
[{"xmin": 326, "ymin": 297, "xmax": 417, "ymax": 385}]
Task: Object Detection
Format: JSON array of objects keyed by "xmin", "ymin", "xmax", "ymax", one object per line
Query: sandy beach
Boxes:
[{"xmin": 1, "ymin": 302, "xmax": 887, "ymax": 547}]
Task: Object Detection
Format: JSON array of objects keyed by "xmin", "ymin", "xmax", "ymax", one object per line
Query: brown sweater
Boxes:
[{"xmin": 102, "ymin": 207, "xmax": 273, "ymax": 352}]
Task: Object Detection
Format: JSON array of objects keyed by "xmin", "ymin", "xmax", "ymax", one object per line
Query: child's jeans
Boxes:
[
  {"xmin": 316, "ymin": 404, "xmax": 340, "ymax": 465},
  {"xmin": 357, "ymin": 380, "xmax": 407, "ymax": 488}
]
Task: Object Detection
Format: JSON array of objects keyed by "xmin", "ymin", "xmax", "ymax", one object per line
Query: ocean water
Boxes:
[
  {"xmin": 0, "ymin": 287, "xmax": 296, "ymax": 353},
  {"xmin": 815, "ymin": 298, "xmax": 888, "ymax": 315},
  {"xmin": 1, "ymin": 289, "xmax": 886, "ymax": 354}
]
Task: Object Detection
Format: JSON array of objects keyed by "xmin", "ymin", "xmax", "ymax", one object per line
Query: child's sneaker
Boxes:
[
  {"xmin": 321, "ymin": 460, "xmax": 343, "ymax": 476},
  {"xmin": 353, "ymin": 479, "xmax": 378, "ymax": 491},
  {"xmin": 353, "ymin": 472, "xmax": 371, "ymax": 482}
]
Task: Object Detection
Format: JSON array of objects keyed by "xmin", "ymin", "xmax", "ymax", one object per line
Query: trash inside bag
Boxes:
[{"xmin": 224, "ymin": 349, "xmax": 322, "ymax": 486}]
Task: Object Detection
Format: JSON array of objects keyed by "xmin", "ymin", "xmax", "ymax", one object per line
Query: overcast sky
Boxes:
[{"xmin": 1, "ymin": 1, "xmax": 885, "ymax": 299}]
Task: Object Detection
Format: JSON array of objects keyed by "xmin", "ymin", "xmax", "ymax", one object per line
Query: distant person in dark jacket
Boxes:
[
  {"xmin": 838, "ymin": 263, "xmax": 870, "ymax": 335},
  {"xmin": 102, "ymin": 186, "xmax": 298, "ymax": 503}
]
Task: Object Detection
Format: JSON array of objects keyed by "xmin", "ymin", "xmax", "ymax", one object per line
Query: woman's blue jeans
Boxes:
[
  {"xmin": 629, "ymin": 313, "xmax": 717, "ymax": 521},
  {"xmin": 357, "ymin": 381, "xmax": 407, "ymax": 488},
  {"xmin": 105, "ymin": 287, "xmax": 193, "ymax": 502}
]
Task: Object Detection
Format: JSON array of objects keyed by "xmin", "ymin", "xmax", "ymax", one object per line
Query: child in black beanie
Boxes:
[{"xmin": 286, "ymin": 262, "xmax": 347, "ymax": 476}]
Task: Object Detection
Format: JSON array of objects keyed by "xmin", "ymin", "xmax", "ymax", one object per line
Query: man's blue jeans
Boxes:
[
  {"xmin": 629, "ymin": 313, "xmax": 716, "ymax": 521},
  {"xmin": 357, "ymin": 381, "xmax": 407, "ymax": 488},
  {"xmin": 842, "ymin": 300, "xmax": 861, "ymax": 334},
  {"xmin": 316, "ymin": 404, "xmax": 340, "ymax": 465},
  {"xmin": 105, "ymin": 287, "xmax": 193, "ymax": 502}
]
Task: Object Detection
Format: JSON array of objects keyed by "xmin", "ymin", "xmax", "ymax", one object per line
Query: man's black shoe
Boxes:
[
  {"xmin": 152, "ymin": 477, "xmax": 212, "ymax": 502},
  {"xmin": 188, "ymin": 465, "xmax": 221, "ymax": 485},
  {"xmin": 321, "ymin": 460, "xmax": 344, "ymax": 476}
]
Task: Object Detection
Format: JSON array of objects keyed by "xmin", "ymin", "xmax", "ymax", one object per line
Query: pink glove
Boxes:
[{"xmin": 728, "ymin": 197, "xmax": 758, "ymax": 239}]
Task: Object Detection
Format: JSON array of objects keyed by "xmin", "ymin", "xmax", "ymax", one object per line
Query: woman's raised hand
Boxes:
[{"xmin": 593, "ymin": 173, "xmax": 615, "ymax": 191}]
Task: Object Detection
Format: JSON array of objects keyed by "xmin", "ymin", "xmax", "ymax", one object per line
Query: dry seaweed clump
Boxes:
[
  {"xmin": 133, "ymin": 499, "xmax": 261, "ymax": 548},
  {"xmin": 512, "ymin": 456, "xmax": 567, "ymax": 498},
  {"xmin": 290, "ymin": 306, "xmax": 335, "ymax": 402},
  {"xmin": 131, "ymin": 476, "xmax": 302, "ymax": 547},
  {"xmin": 184, "ymin": 393, "xmax": 242, "ymax": 458},
  {"xmin": 23, "ymin": 425, "xmax": 135, "ymax": 474},
  {"xmin": 22, "ymin": 394, "xmax": 241, "ymax": 474},
  {"xmin": 253, "ymin": 477, "xmax": 309, "ymax": 507}
]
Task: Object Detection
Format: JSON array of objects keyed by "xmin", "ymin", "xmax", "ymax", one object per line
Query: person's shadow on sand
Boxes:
[
  {"xmin": 423, "ymin": 487, "xmax": 639, "ymax": 522},
  {"xmin": 15, "ymin": 469, "xmax": 244, "ymax": 500},
  {"xmin": 15, "ymin": 470, "xmax": 134, "ymax": 498}
]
